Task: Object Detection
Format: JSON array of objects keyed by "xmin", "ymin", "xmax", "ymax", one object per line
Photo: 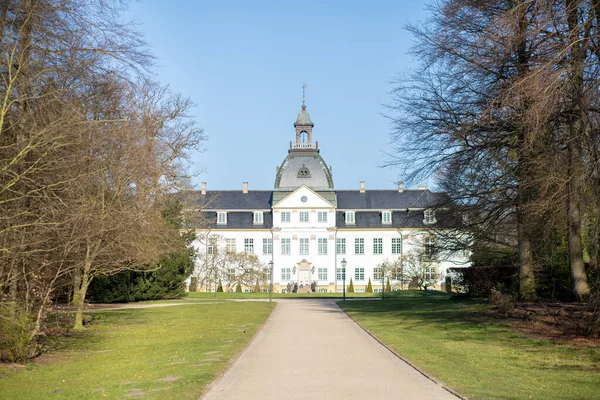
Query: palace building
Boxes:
[{"xmin": 187, "ymin": 101, "xmax": 469, "ymax": 293}]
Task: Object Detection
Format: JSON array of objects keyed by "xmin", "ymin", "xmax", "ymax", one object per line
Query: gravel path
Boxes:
[{"xmin": 201, "ymin": 299, "xmax": 460, "ymax": 400}]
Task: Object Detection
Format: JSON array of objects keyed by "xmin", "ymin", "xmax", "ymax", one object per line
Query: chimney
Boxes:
[
  {"xmin": 398, "ymin": 180, "xmax": 404, "ymax": 193},
  {"xmin": 201, "ymin": 182, "xmax": 206, "ymax": 195},
  {"xmin": 360, "ymin": 181, "xmax": 365, "ymax": 193},
  {"xmin": 243, "ymin": 182, "xmax": 248, "ymax": 194},
  {"xmin": 418, "ymin": 185, "xmax": 428, "ymax": 191}
]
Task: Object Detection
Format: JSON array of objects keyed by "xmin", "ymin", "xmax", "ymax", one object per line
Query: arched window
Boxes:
[
  {"xmin": 297, "ymin": 166, "xmax": 311, "ymax": 178},
  {"xmin": 300, "ymin": 131, "xmax": 308, "ymax": 143}
]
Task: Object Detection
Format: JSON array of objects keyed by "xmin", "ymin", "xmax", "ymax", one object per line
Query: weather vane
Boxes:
[{"xmin": 302, "ymin": 82, "xmax": 307, "ymax": 105}]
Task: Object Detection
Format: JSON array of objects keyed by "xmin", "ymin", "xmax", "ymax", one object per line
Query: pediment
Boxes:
[{"xmin": 272, "ymin": 185, "xmax": 335, "ymax": 209}]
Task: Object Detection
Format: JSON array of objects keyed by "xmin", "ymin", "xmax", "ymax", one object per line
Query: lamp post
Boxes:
[
  {"xmin": 381, "ymin": 263, "xmax": 385, "ymax": 301},
  {"xmin": 341, "ymin": 258, "xmax": 347, "ymax": 301},
  {"xmin": 268, "ymin": 260, "xmax": 274, "ymax": 303}
]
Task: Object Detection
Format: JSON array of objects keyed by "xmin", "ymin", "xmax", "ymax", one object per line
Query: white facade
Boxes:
[{"xmin": 188, "ymin": 104, "xmax": 469, "ymax": 292}]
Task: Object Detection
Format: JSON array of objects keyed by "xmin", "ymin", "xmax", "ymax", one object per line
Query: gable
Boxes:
[{"xmin": 272, "ymin": 185, "xmax": 335, "ymax": 209}]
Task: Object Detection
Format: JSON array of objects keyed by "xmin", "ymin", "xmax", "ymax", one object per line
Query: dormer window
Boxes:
[
  {"xmin": 345, "ymin": 211, "xmax": 355, "ymax": 225},
  {"xmin": 253, "ymin": 211, "xmax": 263, "ymax": 225},
  {"xmin": 424, "ymin": 209, "xmax": 436, "ymax": 224},
  {"xmin": 382, "ymin": 211, "xmax": 392, "ymax": 225},
  {"xmin": 217, "ymin": 211, "xmax": 227, "ymax": 225},
  {"xmin": 297, "ymin": 165, "xmax": 311, "ymax": 178}
]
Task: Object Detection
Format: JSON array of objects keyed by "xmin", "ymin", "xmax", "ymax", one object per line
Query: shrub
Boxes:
[
  {"xmin": 253, "ymin": 278, "xmax": 260, "ymax": 292},
  {"xmin": 189, "ymin": 277, "xmax": 198, "ymax": 292},
  {"xmin": 236, "ymin": 282, "xmax": 242, "ymax": 292},
  {"xmin": 366, "ymin": 278, "xmax": 373, "ymax": 292},
  {"xmin": 445, "ymin": 276, "xmax": 452, "ymax": 293},
  {"xmin": 217, "ymin": 279, "xmax": 223, "ymax": 292},
  {"xmin": 347, "ymin": 278, "xmax": 355, "ymax": 293},
  {"xmin": 0, "ymin": 309, "xmax": 35, "ymax": 362},
  {"xmin": 385, "ymin": 278, "xmax": 391, "ymax": 292},
  {"xmin": 489, "ymin": 288, "xmax": 515, "ymax": 313},
  {"xmin": 88, "ymin": 250, "xmax": 195, "ymax": 301},
  {"xmin": 450, "ymin": 265, "xmax": 518, "ymax": 297}
]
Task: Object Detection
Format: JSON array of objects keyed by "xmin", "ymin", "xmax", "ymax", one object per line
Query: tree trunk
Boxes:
[
  {"xmin": 73, "ymin": 265, "xmax": 91, "ymax": 330},
  {"xmin": 517, "ymin": 205, "xmax": 536, "ymax": 300},
  {"xmin": 565, "ymin": 0, "xmax": 591, "ymax": 300},
  {"xmin": 567, "ymin": 139, "xmax": 590, "ymax": 299}
]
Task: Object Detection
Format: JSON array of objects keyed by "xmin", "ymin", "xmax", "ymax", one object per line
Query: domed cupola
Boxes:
[
  {"xmin": 294, "ymin": 105, "xmax": 314, "ymax": 127},
  {"xmin": 274, "ymin": 98, "xmax": 334, "ymax": 191}
]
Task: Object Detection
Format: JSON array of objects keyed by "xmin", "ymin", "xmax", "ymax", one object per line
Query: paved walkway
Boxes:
[{"xmin": 202, "ymin": 299, "xmax": 459, "ymax": 400}]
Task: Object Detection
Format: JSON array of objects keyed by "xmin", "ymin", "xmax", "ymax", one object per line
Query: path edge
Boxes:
[
  {"xmin": 336, "ymin": 301, "xmax": 467, "ymax": 400},
  {"xmin": 198, "ymin": 301, "xmax": 278, "ymax": 399}
]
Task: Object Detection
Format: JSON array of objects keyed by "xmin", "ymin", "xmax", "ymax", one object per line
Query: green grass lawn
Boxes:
[
  {"xmin": 339, "ymin": 291, "xmax": 600, "ymax": 400},
  {"xmin": 185, "ymin": 291, "xmax": 379, "ymax": 299},
  {"xmin": 0, "ymin": 302, "xmax": 274, "ymax": 399}
]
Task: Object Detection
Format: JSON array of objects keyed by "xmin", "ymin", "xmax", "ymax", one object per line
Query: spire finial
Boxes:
[{"xmin": 302, "ymin": 82, "xmax": 307, "ymax": 106}]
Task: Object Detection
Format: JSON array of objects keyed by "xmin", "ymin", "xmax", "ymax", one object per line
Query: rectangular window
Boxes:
[
  {"xmin": 281, "ymin": 238, "xmax": 291, "ymax": 255},
  {"xmin": 424, "ymin": 236, "xmax": 437, "ymax": 258},
  {"xmin": 217, "ymin": 212, "xmax": 227, "ymax": 225},
  {"xmin": 281, "ymin": 212, "xmax": 291, "ymax": 223},
  {"xmin": 299, "ymin": 238, "xmax": 309, "ymax": 255},
  {"xmin": 227, "ymin": 268, "xmax": 235, "ymax": 282},
  {"xmin": 263, "ymin": 267, "xmax": 271, "ymax": 281},
  {"xmin": 392, "ymin": 237, "xmax": 402, "ymax": 254},
  {"xmin": 345, "ymin": 211, "xmax": 355, "ymax": 224},
  {"xmin": 382, "ymin": 211, "xmax": 392, "ymax": 224},
  {"xmin": 318, "ymin": 211, "xmax": 328, "ymax": 222},
  {"xmin": 355, "ymin": 238, "xmax": 364, "ymax": 254},
  {"xmin": 263, "ymin": 238, "xmax": 272, "ymax": 255},
  {"xmin": 424, "ymin": 209, "xmax": 436, "ymax": 224},
  {"xmin": 373, "ymin": 238, "xmax": 383, "ymax": 254},
  {"xmin": 299, "ymin": 211, "xmax": 309, "ymax": 222},
  {"xmin": 244, "ymin": 238, "xmax": 254, "ymax": 254},
  {"xmin": 254, "ymin": 212, "xmax": 263, "ymax": 224},
  {"xmin": 373, "ymin": 267, "xmax": 383, "ymax": 280},
  {"xmin": 425, "ymin": 267, "xmax": 436, "ymax": 281},
  {"xmin": 318, "ymin": 268, "xmax": 327, "ymax": 281},
  {"xmin": 336, "ymin": 238, "xmax": 346, "ymax": 254},
  {"xmin": 281, "ymin": 268, "xmax": 291, "ymax": 280},
  {"xmin": 336, "ymin": 268, "xmax": 346, "ymax": 280},
  {"xmin": 355, "ymin": 267, "xmax": 364, "ymax": 281},
  {"xmin": 207, "ymin": 240, "xmax": 217, "ymax": 255},
  {"xmin": 391, "ymin": 266, "xmax": 402, "ymax": 280},
  {"xmin": 225, "ymin": 238, "xmax": 236, "ymax": 254},
  {"xmin": 318, "ymin": 238, "xmax": 328, "ymax": 255}
]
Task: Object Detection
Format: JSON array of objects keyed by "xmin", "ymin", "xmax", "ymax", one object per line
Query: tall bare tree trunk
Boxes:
[
  {"xmin": 566, "ymin": 0, "xmax": 591, "ymax": 300},
  {"xmin": 515, "ymin": 1, "xmax": 536, "ymax": 300}
]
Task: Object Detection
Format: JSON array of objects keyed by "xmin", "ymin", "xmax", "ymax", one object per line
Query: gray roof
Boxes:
[
  {"xmin": 274, "ymin": 151, "xmax": 334, "ymax": 190},
  {"xmin": 185, "ymin": 191, "xmax": 272, "ymax": 210},
  {"xmin": 182, "ymin": 189, "xmax": 449, "ymax": 211},
  {"xmin": 336, "ymin": 210, "xmax": 459, "ymax": 229},
  {"xmin": 336, "ymin": 190, "xmax": 450, "ymax": 210},
  {"xmin": 203, "ymin": 211, "xmax": 273, "ymax": 229}
]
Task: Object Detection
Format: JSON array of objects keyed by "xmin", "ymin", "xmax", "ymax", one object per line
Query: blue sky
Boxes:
[{"xmin": 126, "ymin": 0, "xmax": 431, "ymax": 190}]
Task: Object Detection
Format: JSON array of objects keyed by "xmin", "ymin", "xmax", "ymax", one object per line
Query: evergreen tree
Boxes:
[
  {"xmin": 254, "ymin": 278, "xmax": 260, "ymax": 292},
  {"xmin": 366, "ymin": 278, "xmax": 373, "ymax": 293},
  {"xmin": 236, "ymin": 282, "xmax": 242, "ymax": 292},
  {"xmin": 217, "ymin": 279, "xmax": 223, "ymax": 292},
  {"xmin": 348, "ymin": 278, "xmax": 355, "ymax": 293},
  {"xmin": 385, "ymin": 278, "xmax": 391, "ymax": 293}
]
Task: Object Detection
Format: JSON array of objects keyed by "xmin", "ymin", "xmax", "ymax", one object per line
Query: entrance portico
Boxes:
[{"xmin": 296, "ymin": 259, "xmax": 313, "ymax": 292}]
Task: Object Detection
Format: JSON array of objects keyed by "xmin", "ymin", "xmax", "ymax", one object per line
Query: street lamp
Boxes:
[
  {"xmin": 268, "ymin": 260, "xmax": 274, "ymax": 303},
  {"xmin": 341, "ymin": 258, "xmax": 347, "ymax": 301}
]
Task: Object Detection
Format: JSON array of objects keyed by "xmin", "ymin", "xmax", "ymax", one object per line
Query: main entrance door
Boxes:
[
  {"xmin": 296, "ymin": 259, "xmax": 312, "ymax": 293},
  {"xmin": 298, "ymin": 270, "xmax": 310, "ymax": 283}
]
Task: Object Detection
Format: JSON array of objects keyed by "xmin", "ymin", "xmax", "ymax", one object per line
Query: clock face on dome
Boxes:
[{"xmin": 301, "ymin": 196, "xmax": 308, "ymax": 203}]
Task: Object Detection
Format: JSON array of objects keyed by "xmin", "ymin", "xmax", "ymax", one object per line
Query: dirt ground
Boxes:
[{"xmin": 486, "ymin": 302, "xmax": 600, "ymax": 346}]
